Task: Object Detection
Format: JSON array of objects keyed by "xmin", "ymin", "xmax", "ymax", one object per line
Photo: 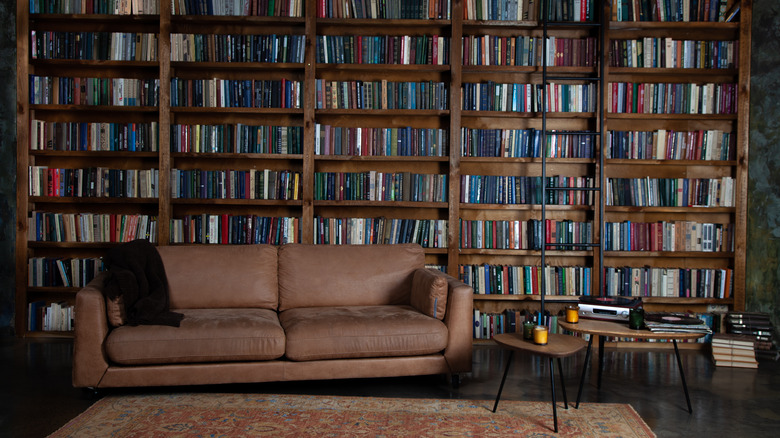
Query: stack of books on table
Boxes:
[
  {"xmin": 711, "ymin": 333, "xmax": 758, "ymax": 368},
  {"xmin": 726, "ymin": 312, "xmax": 779, "ymax": 361}
]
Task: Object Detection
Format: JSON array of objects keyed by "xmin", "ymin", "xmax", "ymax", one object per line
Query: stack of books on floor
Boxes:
[
  {"xmin": 711, "ymin": 333, "xmax": 758, "ymax": 368},
  {"xmin": 643, "ymin": 312, "xmax": 713, "ymax": 334},
  {"xmin": 726, "ymin": 312, "xmax": 779, "ymax": 361}
]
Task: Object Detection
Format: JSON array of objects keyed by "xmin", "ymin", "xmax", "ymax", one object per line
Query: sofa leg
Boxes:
[
  {"xmin": 80, "ymin": 387, "xmax": 102, "ymax": 400},
  {"xmin": 450, "ymin": 373, "xmax": 461, "ymax": 388}
]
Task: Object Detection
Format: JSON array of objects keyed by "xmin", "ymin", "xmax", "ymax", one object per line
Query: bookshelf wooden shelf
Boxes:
[{"xmin": 16, "ymin": 0, "xmax": 750, "ymax": 340}]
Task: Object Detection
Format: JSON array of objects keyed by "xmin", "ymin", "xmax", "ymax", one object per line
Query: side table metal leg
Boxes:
[
  {"xmin": 673, "ymin": 339, "xmax": 693, "ymax": 413},
  {"xmin": 597, "ymin": 335, "xmax": 605, "ymax": 389},
  {"xmin": 575, "ymin": 336, "xmax": 593, "ymax": 408},
  {"xmin": 549, "ymin": 357, "xmax": 558, "ymax": 433},
  {"xmin": 557, "ymin": 358, "xmax": 568, "ymax": 409},
  {"xmin": 492, "ymin": 350, "xmax": 514, "ymax": 413}
]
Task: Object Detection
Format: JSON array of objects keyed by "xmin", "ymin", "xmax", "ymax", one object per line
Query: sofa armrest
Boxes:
[
  {"xmin": 72, "ymin": 272, "xmax": 111, "ymax": 388},
  {"xmin": 439, "ymin": 271, "xmax": 474, "ymax": 374}
]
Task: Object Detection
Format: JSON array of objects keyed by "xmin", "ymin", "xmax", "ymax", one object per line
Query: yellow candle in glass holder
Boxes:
[
  {"xmin": 533, "ymin": 325, "xmax": 548, "ymax": 345},
  {"xmin": 565, "ymin": 305, "xmax": 579, "ymax": 323}
]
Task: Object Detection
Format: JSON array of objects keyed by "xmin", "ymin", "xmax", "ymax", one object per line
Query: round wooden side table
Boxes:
[{"xmin": 492, "ymin": 332, "xmax": 588, "ymax": 433}]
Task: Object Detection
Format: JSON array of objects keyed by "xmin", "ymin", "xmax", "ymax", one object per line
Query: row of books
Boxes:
[
  {"xmin": 171, "ymin": 34, "xmax": 305, "ymax": 63},
  {"xmin": 460, "ymin": 175, "xmax": 594, "ymax": 205},
  {"xmin": 170, "ymin": 168, "xmax": 301, "ymax": 200},
  {"xmin": 31, "ymin": 31, "xmax": 158, "ymax": 61},
  {"xmin": 461, "ymin": 128, "xmax": 595, "ymax": 158},
  {"xmin": 30, "ymin": 76, "xmax": 160, "ymax": 106},
  {"xmin": 171, "ymin": 124, "xmax": 303, "ymax": 154},
  {"xmin": 464, "ymin": 35, "xmax": 596, "ymax": 67},
  {"xmin": 28, "ymin": 257, "xmax": 104, "ymax": 288},
  {"xmin": 612, "ymin": 0, "xmax": 731, "ymax": 22},
  {"xmin": 608, "ymin": 82, "xmax": 738, "ymax": 115},
  {"xmin": 462, "ymin": 82, "xmax": 597, "ymax": 113},
  {"xmin": 318, "ymin": 0, "xmax": 450, "ymax": 19},
  {"xmin": 313, "ymin": 171, "xmax": 447, "ymax": 202},
  {"xmin": 30, "ymin": 120, "xmax": 159, "ymax": 152},
  {"xmin": 315, "ymin": 80, "xmax": 448, "ymax": 110},
  {"xmin": 315, "ymin": 125, "xmax": 448, "ymax": 157},
  {"xmin": 603, "ymin": 266, "xmax": 733, "ymax": 299},
  {"xmin": 316, "ymin": 35, "xmax": 449, "ymax": 65},
  {"xmin": 609, "ymin": 38, "xmax": 738, "ymax": 69},
  {"xmin": 605, "ymin": 176, "xmax": 735, "ymax": 207},
  {"xmin": 173, "ymin": 0, "xmax": 304, "ymax": 16},
  {"xmin": 473, "ymin": 309, "xmax": 567, "ymax": 341},
  {"xmin": 28, "ymin": 211, "xmax": 158, "ymax": 243},
  {"xmin": 604, "ymin": 220, "xmax": 735, "ymax": 252},
  {"xmin": 459, "ymin": 219, "xmax": 594, "ymax": 250},
  {"xmin": 461, "ymin": 264, "xmax": 592, "ymax": 296},
  {"xmin": 28, "ymin": 166, "xmax": 159, "ymax": 198},
  {"xmin": 467, "ymin": 0, "xmax": 598, "ymax": 22},
  {"xmin": 170, "ymin": 78, "xmax": 303, "ymax": 108},
  {"xmin": 606, "ymin": 129, "xmax": 735, "ymax": 161},
  {"xmin": 169, "ymin": 215, "xmax": 300, "ymax": 244},
  {"xmin": 28, "ymin": 301, "xmax": 74, "ymax": 332},
  {"xmin": 30, "ymin": 0, "xmax": 160, "ymax": 14},
  {"xmin": 313, "ymin": 217, "xmax": 448, "ymax": 247}
]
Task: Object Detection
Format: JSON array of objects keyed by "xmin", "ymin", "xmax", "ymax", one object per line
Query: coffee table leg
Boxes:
[
  {"xmin": 575, "ymin": 335, "xmax": 593, "ymax": 408},
  {"xmin": 597, "ymin": 335, "xmax": 605, "ymax": 389},
  {"xmin": 557, "ymin": 358, "xmax": 568, "ymax": 409},
  {"xmin": 549, "ymin": 357, "xmax": 558, "ymax": 433},
  {"xmin": 673, "ymin": 339, "xmax": 693, "ymax": 413},
  {"xmin": 492, "ymin": 350, "xmax": 514, "ymax": 413}
]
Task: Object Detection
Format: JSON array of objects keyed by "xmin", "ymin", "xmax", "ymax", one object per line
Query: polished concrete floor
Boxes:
[{"xmin": 2, "ymin": 337, "xmax": 779, "ymax": 438}]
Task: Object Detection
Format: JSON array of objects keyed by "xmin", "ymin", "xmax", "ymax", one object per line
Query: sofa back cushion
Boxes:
[
  {"xmin": 157, "ymin": 245, "xmax": 278, "ymax": 310},
  {"xmin": 277, "ymin": 244, "xmax": 424, "ymax": 311}
]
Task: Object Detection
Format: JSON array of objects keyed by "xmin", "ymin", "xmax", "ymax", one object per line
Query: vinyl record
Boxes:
[{"xmin": 644, "ymin": 312, "xmax": 703, "ymax": 325}]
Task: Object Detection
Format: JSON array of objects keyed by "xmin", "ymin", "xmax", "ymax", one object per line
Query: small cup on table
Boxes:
[{"xmin": 565, "ymin": 305, "xmax": 579, "ymax": 324}]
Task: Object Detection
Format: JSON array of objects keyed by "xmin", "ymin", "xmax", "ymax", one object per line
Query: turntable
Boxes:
[{"xmin": 578, "ymin": 296, "xmax": 642, "ymax": 322}]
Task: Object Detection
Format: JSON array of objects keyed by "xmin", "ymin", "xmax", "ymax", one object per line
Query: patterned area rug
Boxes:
[{"xmin": 49, "ymin": 393, "xmax": 656, "ymax": 437}]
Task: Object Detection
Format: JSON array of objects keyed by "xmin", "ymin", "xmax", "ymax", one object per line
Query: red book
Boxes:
[{"xmin": 221, "ymin": 213, "xmax": 229, "ymax": 244}]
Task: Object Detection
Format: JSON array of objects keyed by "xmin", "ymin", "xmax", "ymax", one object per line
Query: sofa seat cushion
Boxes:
[
  {"xmin": 105, "ymin": 308, "xmax": 285, "ymax": 365},
  {"xmin": 280, "ymin": 305, "xmax": 448, "ymax": 362}
]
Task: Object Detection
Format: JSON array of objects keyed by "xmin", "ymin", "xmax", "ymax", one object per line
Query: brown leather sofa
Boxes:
[{"xmin": 72, "ymin": 243, "xmax": 473, "ymax": 389}]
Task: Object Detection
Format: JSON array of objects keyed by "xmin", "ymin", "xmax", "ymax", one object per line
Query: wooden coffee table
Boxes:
[
  {"xmin": 558, "ymin": 319, "xmax": 706, "ymax": 413},
  {"xmin": 492, "ymin": 332, "xmax": 588, "ymax": 433}
]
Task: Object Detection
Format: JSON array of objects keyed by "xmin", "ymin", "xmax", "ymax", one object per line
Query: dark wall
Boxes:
[
  {"xmin": 746, "ymin": 0, "xmax": 780, "ymax": 326},
  {"xmin": 0, "ymin": 1, "xmax": 16, "ymax": 335},
  {"xmin": 0, "ymin": 2, "xmax": 779, "ymax": 334}
]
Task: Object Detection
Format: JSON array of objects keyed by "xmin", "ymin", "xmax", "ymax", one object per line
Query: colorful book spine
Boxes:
[
  {"xmin": 29, "ymin": 76, "xmax": 160, "ymax": 106},
  {"xmin": 30, "ymin": 120, "xmax": 158, "ymax": 152},
  {"xmin": 609, "ymin": 82, "xmax": 738, "ymax": 114},
  {"xmin": 315, "ymin": 79, "xmax": 448, "ymax": 110},
  {"xmin": 170, "ymin": 78, "xmax": 302, "ymax": 108}
]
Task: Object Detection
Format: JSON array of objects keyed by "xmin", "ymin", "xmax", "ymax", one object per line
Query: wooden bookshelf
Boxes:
[{"xmin": 16, "ymin": 0, "xmax": 750, "ymax": 339}]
